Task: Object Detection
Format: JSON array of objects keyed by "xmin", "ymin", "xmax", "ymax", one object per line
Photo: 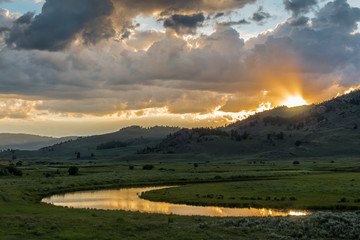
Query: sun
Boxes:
[{"xmin": 281, "ymin": 95, "xmax": 307, "ymax": 108}]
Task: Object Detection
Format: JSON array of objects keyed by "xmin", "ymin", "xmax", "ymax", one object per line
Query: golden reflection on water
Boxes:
[{"xmin": 41, "ymin": 187, "xmax": 309, "ymax": 217}]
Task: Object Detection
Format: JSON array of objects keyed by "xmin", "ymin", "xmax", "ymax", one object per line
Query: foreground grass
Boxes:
[{"xmin": 0, "ymin": 156, "xmax": 360, "ymax": 239}]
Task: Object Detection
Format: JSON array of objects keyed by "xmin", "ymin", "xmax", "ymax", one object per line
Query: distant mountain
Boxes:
[
  {"xmin": 0, "ymin": 126, "xmax": 179, "ymax": 160},
  {"xmin": 144, "ymin": 90, "xmax": 360, "ymax": 158},
  {"xmin": 0, "ymin": 134, "xmax": 77, "ymax": 151}
]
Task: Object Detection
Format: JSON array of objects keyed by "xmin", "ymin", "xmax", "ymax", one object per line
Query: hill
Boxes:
[
  {"xmin": 143, "ymin": 90, "xmax": 360, "ymax": 158},
  {"xmin": 0, "ymin": 126, "xmax": 179, "ymax": 161},
  {"xmin": 0, "ymin": 134, "xmax": 76, "ymax": 151}
]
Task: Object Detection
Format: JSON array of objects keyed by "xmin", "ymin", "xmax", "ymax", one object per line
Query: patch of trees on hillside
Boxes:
[
  {"xmin": 191, "ymin": 128, "xmax": 229, "ymax": 137},
  {"xmin": 96, "ymin": 141, "xmax": 127, "ymax": 150},
  {"xmin": 262, "ymin": 110, "xmax": 327, "ymax": 130}
]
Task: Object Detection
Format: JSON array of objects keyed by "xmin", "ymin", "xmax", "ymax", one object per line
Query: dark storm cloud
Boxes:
[
  {"xmin": 312, "ymin": 0, "xmax": 360, "ymax": 32},
  {"xmin": 218, "ymin": 19, "xmax": 250, "ymax": 26},
  {"xmin": 0, "ymin": 26, "xmax": 8, "ymax": 33},
  {"xmin": 14, "ymin": 11, "xmax": 34, "ymax": 24},
  {"xmin": 251, "ymin": 6, "xmax": 271, "ymax": 23},
  {"xmin": 3, "ymin": 0, "xmax": 256, "ymax": 51},
  {"xmin": 163, "ymin": 13, "xmax": 205, "ymax": 35},
  {"xmin": 6, "ymin": 0, "xmax": 115, "ymax": 51},
  {"xmin": 283, "ymin": 0, "xmax": 318, "ymax": 16},
  {"xmin": 215, "ymin": 12, "xmax": 225, "ymax": 18}
]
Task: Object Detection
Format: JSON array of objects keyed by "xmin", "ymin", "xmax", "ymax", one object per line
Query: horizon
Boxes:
[
  {"xmin": 1, "ymin": 88, "xmax": 358, "ymax": 138},
  {"xmin": 1, "ymin": 0, "xmax": 360, "ymax": 137}
]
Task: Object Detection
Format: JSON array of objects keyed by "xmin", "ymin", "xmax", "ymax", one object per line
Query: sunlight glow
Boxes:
[
  {"xmin": 281, "ymin": 95, "xmax": 307, "ymax": 108},
  {"xmin": 344, "ymin": 87, "xmax": 360, "ymax": 95},
  {"xmin": 201, "ymin": 102, "xmax": 272, "ymax": 123}
]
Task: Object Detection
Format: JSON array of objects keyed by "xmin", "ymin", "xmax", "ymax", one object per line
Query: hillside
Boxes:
[
  {"xmin": 1, "ymin": 91, "xmax": 360, "ymax": 161},
  {"xmin": 144, "ymin": 90, "xmax": 360, "ymax": 158},
  {"xmin": 0, "ymin": 126, "xmax": 179, "ymax": 161},
  {"xmin": 0, "ymin": 134, "xmax": 76, "ymax": 151}
]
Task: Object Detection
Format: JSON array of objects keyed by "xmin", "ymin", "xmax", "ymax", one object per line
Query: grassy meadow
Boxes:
[{"xmin": 1, "ymin": 155, "xmax": 360, "ymax": 239}]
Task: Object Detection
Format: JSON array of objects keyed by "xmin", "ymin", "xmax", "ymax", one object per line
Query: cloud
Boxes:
[
  {"xmin": 6, "ymin": 0, "xmax": 115, "ymax": 50},
  {"xmin": 0, "ymin": 8, "xmax": 18, "ymax": 26},
  {"xmin": 214, "ymin": 12, "xmax": 225, "ymax": 18},
  {"xmin": 312, "ymin": 0, "xmax": 360, "ymax": 32},
  {"xmin": 1, "ymin": 0, "xmax": 360, "ymax": 120},
  {"xmin": 4, "ymin": 0, "xmax": 256, "ymax": 51},
  {"xmin": 163, "ymin": 13, "xmax": 205, "ymax": 35},
  {"xmin": 0, "ymin": 8, "xmax": 18, "ymax": 49},
  {"xmin": 283, "ymin": 0, "xmax": 318, "ymax": 16},
  {"xmin": 289, "ymin": 16, "xmax": 309, "ymax": 26},
  {"xmin": 125, "ymin": 30, "xmax": 165, "ymax": 50},
  {"xmin": 0, "ymin": 95, "xmax": 41, "ymax": 119},
  {"xmin": 217, "ymin": 19, "xmax": 250, "ymax": 27},
  {"xmin": 251, "ymin": 6, "xmax": 271, "ymax": 23}
]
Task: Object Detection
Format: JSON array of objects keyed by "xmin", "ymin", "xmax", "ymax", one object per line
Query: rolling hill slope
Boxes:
[
  {"xmin": 0, "ymin": 134, "xmax": 76, "ymax": 151},
  {"xmin": 0, "ymin": 126, "xmax": 179, "ymax": 161},
  {"xmin": 144, "ymin": 90, "xmax": 360, "ymax": 158}
]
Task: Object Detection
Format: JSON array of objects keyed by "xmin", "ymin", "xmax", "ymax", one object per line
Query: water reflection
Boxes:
[{"xmin": 42, "ymin": 186, "xmax": 309, "ymax": 217}]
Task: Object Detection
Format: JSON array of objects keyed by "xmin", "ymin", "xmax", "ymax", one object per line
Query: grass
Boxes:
[
  {"xmin": 142, "ymin": 172, "xmax": 360, "ymax": 210},
  {"xmin": 0, "ymin": 156, "xmax": 360, "ymax": 239}
]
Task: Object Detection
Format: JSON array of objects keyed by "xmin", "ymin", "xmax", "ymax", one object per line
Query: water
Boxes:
[{"xmin": 41, "ymin": 186, "xmax": 309, "ymax": 217}]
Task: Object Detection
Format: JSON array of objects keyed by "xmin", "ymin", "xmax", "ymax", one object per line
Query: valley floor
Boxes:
[{"xmin": 0, "ymin": 155, "xmax": 360, "ymax": 239}]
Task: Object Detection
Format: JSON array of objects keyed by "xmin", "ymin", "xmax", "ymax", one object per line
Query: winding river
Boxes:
[{"xmin": 41, "ymin": 186, "xmax": 309, "ymax": 217}]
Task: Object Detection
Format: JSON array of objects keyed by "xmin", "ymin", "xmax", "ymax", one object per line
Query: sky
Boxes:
[{"xmin": 0, "ymin": 0, "xmax": 360, "ymax": 137}]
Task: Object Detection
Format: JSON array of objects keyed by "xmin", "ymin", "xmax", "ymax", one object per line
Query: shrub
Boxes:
[
  {"xmin": 194, "ymin": 163, "xmax": 199, "ymax": 168},
  {"xmin": 168, "ymin": 216, "xmax": 175, "ymax": 224},
  {"xmin": 339, "ymin": 197, "xmax": 348, "ymax": 203},
  {"xmin": 0, "ymin": 168, "xmax": 8, "ymax": 176},
  {"xmin": 142, "ymin": 164, "xmax": 154, "ymax": 170},
  {"xmin": 68, "ymin": 166, "xmax": 79, "ymax": 176},
  {"xmin": 5, "ymin": 166, "xmax": 22, "ymax": 176},
  {"xmin": 293, "ymin": 161, "xmax": 300, "ymax": 165},
  {"xmin": 276, "ymin": 132, "xmax": 284, "ymax": 140},
  {"xmin": 44, "ymin": 172, "xmax": 53, "ymax": 178},
  {"xmin": 129, "ymin": 165, "xmax": 134, "ymax": 170}
]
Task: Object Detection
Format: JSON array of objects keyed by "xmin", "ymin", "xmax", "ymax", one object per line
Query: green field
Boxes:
[
  {"xmin": 142, "ymin": 173, "xmax": 360, "ymax": 210},
  {"xmin": 1, "ymin": 156, "xmax": 360, "ymax": 239}
]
